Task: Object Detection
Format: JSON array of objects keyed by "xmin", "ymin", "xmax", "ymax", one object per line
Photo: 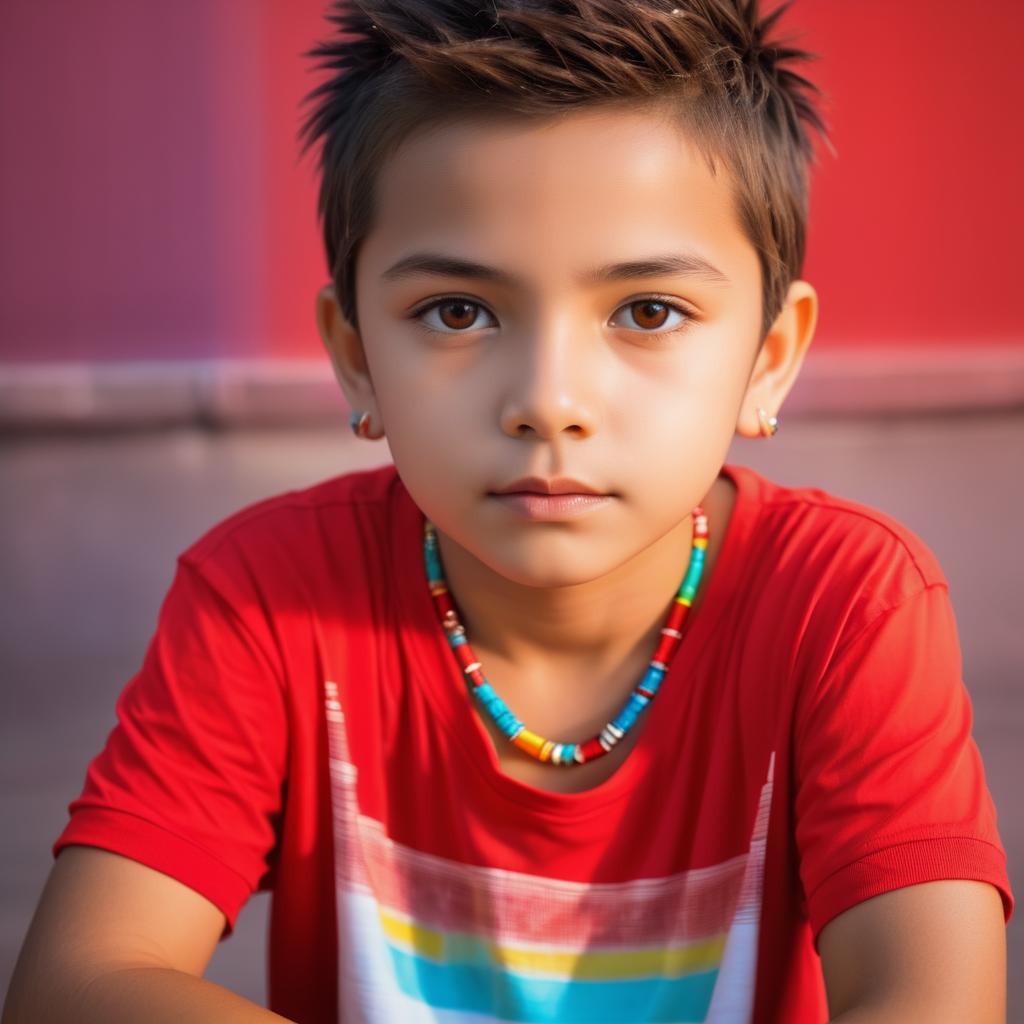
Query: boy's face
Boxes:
[{"xmin": 320, "ymin": 104, "xmax": 814, "ymax": 587}]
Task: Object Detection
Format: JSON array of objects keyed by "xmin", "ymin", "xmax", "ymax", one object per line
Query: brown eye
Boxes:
[
  {"xmin": 414, "ymin": 297, "xmax": 496, "ymax": 334},
  {"xmin": 611, "ymin": 298, "xmax": 689, "ymax": 334},
  {"xmin": 438, "ymin": 300, "xmax": 480, "ymax": 331},
  {"xmin": 631, "ymin": 300, "xmax": 670, "ymax": 330}
]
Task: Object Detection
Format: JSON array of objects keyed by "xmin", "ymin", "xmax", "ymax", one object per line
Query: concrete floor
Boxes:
[{"xmin": 1, "ymin": 412, "xmax": 1021, "ymax": 1016}]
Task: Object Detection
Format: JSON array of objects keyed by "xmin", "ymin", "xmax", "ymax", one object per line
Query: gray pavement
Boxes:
[{"xmin": 2, "ymin": 412, "xmax": 1021, "ymax": 1015}]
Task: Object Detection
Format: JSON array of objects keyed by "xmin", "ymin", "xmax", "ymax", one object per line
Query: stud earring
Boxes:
[
  {"xmin": 349, "ymin": 409, "xmax": 384, "ymax": 440},
  {"xmin": 756, "ymin": 406, "xmax": 779, "ymax": 438}
]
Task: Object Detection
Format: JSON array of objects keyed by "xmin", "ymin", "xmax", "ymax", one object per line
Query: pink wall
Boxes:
[{"xmin": 1, "ymin": 0, "xmax": 1021, "ymax": 363}]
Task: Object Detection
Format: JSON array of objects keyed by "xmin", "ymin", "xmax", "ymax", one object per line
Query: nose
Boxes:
[{"xmin": 498, "ymin": 321, "xmax": 599, "ymax": 441}]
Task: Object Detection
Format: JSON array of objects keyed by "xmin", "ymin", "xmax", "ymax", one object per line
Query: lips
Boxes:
[
  {"xmin": 489, "ymin": 491, "xmax": 612, "ymax": 521},
  {"xmin": 490, "ymin": 475, "xmax": 608, "ymax": 496}
]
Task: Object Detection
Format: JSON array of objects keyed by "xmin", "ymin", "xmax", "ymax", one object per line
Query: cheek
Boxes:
[
  {"xmin": 373, "ymin": 374, "xmax": 481, "ymax": 486},
  {"xmin": 612, "ymin": 341, "xmax": 748, "ymax": 436}
]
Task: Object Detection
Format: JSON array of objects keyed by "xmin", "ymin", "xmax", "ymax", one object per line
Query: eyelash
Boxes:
[{"xmin": 407, "ymin": 294, "xmax": 697, "ymax": 339}]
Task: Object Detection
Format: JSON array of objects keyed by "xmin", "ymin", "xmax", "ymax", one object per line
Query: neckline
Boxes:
[{"xmin": 391, "ymin": 463, "xmax": 761, "ymax": 820}]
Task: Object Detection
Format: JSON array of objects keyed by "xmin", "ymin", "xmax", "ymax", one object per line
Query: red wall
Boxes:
[
  {"xmin": 1, "ymin": 0, "xmax": 1021, "ymax": 362},
  {"xmin": 798, "ymin": 2, "xmax": 1023, "ymax": 348}
]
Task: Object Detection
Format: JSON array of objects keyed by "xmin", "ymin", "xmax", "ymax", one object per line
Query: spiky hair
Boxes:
[{"xmin": 299, "ymin": 0, "xmax": 830, "ymax": 341}]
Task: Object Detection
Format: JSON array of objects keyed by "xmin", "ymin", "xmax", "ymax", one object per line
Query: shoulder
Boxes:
[
  {"xmin": 179, "ymin": 461, "xmax": 401, "ymax": 571},
  {"xmin": 724, "ymin": 463, "xmax": 951, "ymax": 654},
  {"xmin": 730, "ymin": 462, "xmax": 947, "ymax": 588}
]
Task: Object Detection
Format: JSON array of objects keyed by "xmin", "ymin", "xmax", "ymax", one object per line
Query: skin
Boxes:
[
  {"xmin": 818, "ymin": 879, "xmax": 1006, "ymax": 1022},
  {"xmin": 316, "ymin": 103, "xmax": 1006, "ymax": 1019},
  {"xmin": 317, "ymin": 103, "xmax": 816, "ymax": 792}
]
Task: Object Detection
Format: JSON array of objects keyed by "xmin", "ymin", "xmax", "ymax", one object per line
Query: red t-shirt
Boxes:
[{"xmin": 53, "ymin": 461, "xmax": 1013, "ymax": 1023}]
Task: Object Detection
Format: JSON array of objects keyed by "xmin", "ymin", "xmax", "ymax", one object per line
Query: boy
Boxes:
[{"xmin": 4, "ymin": 1, "xmax": 1012, "ymax": 1022}]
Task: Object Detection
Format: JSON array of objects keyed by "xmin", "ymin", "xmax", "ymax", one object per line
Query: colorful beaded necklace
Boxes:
[{"xmin": 422, "ymin": 506, "xmax": 709, "ymax": 766}]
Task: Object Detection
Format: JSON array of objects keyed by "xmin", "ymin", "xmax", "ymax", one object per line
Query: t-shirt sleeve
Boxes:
[
  {"xmin": 51, "ymin": 553, "xmax": 288, "ymax": 940},
  {"xmin": 793, "ymin": 581, "xmax": 1014, "ymax": 947}
]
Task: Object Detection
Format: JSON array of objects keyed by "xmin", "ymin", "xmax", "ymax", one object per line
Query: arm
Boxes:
[
  {"xmin": 792, "ymin": 582, "xmax": 1012, "ymax": 1020},
  {"xmin": 819, "ymin": 879, "xmax": 1006, "ymax": 1023},
  {"xmin": 2, "ymin": 845, "xmax": 293, "ymax": 1024},
  {"xmin": 53, "ymin": 968, "xmax": 292, "ymax": 1024}
]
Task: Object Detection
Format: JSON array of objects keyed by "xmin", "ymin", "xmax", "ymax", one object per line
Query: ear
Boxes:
[
  {"xmin": 736, "ymin": 279, "xmax": 818, "ymax": 439},
  {"xmin": 315, "ymin": 283, "xmax": 383, "ymax": 426}
]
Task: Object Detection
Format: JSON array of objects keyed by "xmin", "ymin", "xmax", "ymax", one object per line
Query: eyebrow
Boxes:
[{"xmin": 381, "ymin": 250, "xmax": 731, "ymax": 287}]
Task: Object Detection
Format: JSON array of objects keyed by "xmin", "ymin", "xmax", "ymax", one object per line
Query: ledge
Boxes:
[{"xmin": 1, "ymin": 347, "xmax": 1022, "ymax": 431}]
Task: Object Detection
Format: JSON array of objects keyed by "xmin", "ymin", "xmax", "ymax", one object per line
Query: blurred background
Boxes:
[{"xmin": 1, "ymin": 0, "xmax": 1022, "ymax": 1016}]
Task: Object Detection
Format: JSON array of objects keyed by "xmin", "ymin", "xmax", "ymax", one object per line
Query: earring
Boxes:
[
  {"xmin": 349, "ymin": 409, "xmax": 383, "ymax": 440},
  {"xmin": 756, "ymin": 406, "xmax": 779, "ymax": 438}
]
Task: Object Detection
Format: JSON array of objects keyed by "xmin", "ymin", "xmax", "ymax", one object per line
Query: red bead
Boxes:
[
  {"xmin": 665, "ymin": 602, "xmax": 688, "ymax": 632},
  {"xmin": 454, "ymin": 644, "xmax": 476, "ymax": 668},
  {"xmin": 578, "ymin": 738, "xmax": 607, "ymax": 763},
  {"xmin": 653, "ymin": 635, "xmax": 675, "ymax": 664},
  {"xmin": 435, "ymin": 591, "xmax": 456, "ymax": 620}
]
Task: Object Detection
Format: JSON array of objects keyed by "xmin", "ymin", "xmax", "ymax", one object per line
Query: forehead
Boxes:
[{"xmin": 362, "ymin": 105, "xmax": 758, "ymax": 288}]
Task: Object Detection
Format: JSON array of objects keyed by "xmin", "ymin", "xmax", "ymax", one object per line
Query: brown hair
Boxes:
[{"xmin": 299, "ymin": 0, "xmax": 831, "ymax": 343}]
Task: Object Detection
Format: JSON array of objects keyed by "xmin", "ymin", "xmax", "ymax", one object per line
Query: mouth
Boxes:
[
  {"xmin": 487, "ymin": 490, "xmax": 613, "ymax": 521},
  {"xmin": 490, "ymin": 475, "xmax": 611, "ymax": 497}
]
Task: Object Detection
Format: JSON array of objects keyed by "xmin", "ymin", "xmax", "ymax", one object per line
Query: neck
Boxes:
[{"xmin": 432, "ymin": 500, "xmax": 710, "ymax": 679}]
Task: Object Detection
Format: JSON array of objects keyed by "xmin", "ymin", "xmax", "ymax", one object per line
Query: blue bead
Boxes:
[
  {"xmin": 641, "ymin": 666, "xmax": 664, "ymax": 687},
  {"xmin": 497, "ymin": 711, "xmax": 519, "ymax": 735},
  {"xmin": 616, "ymin": 709, "xmax": 638, "ymax": 731}
]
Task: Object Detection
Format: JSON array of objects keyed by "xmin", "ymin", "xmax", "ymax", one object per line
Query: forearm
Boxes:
[
  {"xmin": 3, "ymin": 964, "xmax": 294, "ymax": 1024},
  {"xmin": 831, "ymin": 1011, "xmax": 904, "ymax": 1023},
  {"xmin": 830, "ymin": 1002, "xmax": 1000, "ymax": 1024}
]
